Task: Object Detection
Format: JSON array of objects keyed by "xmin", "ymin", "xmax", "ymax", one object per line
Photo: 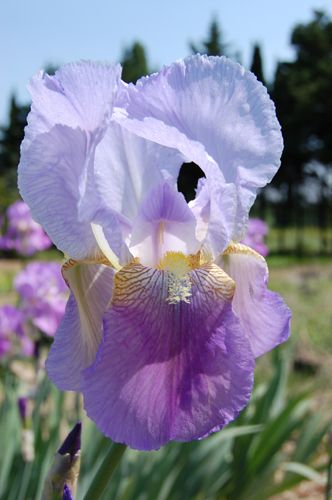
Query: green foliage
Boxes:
[
  {"xmin": 190, "ymin": 19, "xmax": 228, "ymax": 56},
  {"xmin": 250, "ymin": 44, "xmax": 266, "ymax": 86},
  {"xmin": 1, "ymin": 349, "xmax": 329, "ymax": 499},
  {"xmin": 0, "ymin": 95, "xmax": 28, "ymax": 210},
  {"xmin": 271, "ymin": 10, "xmax": 332, "ymax": 235},
  {"xmin": 121, "ymin": 42, "xmax": 149, "ymax": 84}
]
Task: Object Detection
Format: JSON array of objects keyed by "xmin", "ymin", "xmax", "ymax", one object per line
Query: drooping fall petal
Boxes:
[
  {"xmin": 222, "ymin": 243, "xmax": 291, "ymax": 357},
  {"xmin": 82, "ymin": 261, "xmax": 254, "ymax": 450},
  {"xmin": 46, "ymin": 261, "xmax": 114, "ymax": 390}
]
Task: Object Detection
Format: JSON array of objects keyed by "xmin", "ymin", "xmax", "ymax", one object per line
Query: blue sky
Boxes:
[{"xmin": 1, "ymin": 0, "xmax": 331, "ymax": 124}]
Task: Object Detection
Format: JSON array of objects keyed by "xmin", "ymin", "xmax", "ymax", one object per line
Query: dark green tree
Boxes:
[
  {"xmin": 190, "ymin": 18, "xmax": 228, "ymax": 56},
  {"xmin": 121, "ymin": 41, "xmax": 149, "ymax": 84},
  {"xmin": 0, "ymin": 95, "xmax": 28, "ymax": 172},
  {"xmin": 0, "ymin": 95, "xmax": 29, "ymax": 209},
  {"xmin": 271, "ymin": 10, "xmax": 332, "ymax": 253},
  {"xmin": 249, "ymin": 44, "xmax": 268, "ymax": 220},
  {"xmin": 250, "ymin": 43, "xmax": 266, "ymax": 85}
]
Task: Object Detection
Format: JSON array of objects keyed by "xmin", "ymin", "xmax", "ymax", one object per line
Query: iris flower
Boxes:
[
  {"xmin": 18, "ymin": 55, "xmax": 291, "ymax": 450},
  {"xmin": 242, "ymin": 218, "xmax": 269, "ymax": 256},
  {"xmin": 15, "ymin": 262, "xmax": 68, "ymax": 337},
  {"xmin": 0, "ymin": 200, "xmax": 52, "ymax": 256},
  {"xmin": 0, "ymin": 305, "xmax": 33, "ymax": 358}
]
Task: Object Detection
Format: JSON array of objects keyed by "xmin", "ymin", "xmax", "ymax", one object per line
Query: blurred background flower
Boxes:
[
  {"xmin": 0, "ymin": 304, "xmax": 33, "ymax": 358},
  {"xmin": 14, "ymin": 262, "xmax": 68, "ymax": 337},
  {"xmin": 242, "ymin": 218, "xmax": 269, "ymax": 256},
  {"xmin": 0, "ymin": 201, "xmax": 52, "ymax": 256}
]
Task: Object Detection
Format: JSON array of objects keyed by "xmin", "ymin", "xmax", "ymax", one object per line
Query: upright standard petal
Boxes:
[
  {"xmin": 115, "ymin": 55, "xmax": 283, "ymax": 247},
  {"xmin": 82, "ymin": 261, "xmax": 254, "ymax": 450},
  {"xmin": 46, "ymin": 260, "xmax": 114, "ymax": 391},
  {"xmin": 92, "ymin": 122, "xmax": 182, "ymax": 223},
  {"xmin": 25, "ymin": 61, "xmax": 121, "ymax": 144},
  {"xmin": 18, "ymin": 125, "xmax": 116, "ymax": 260},
  {"xmin": 19, "ymin": 61, "xmax": 126, "ymax": 260},
  {"xmin": 130, "ymin": 182, "xmax": 200, "ymax": 267},
  {"xmin": 222, "ymin": 243, "xmax": 291, "ymax": 358}
]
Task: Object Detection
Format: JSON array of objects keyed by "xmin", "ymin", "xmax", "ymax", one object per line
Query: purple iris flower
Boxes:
[
  {"xmin": 241, "ymin": 218, "xmax": 269, "ymax": 257},
  {"xmin": 0, "ymin": 305, "xmax": 33, "ymax": 357},
  {"xmin": 18, "ymin": 56, "xmax": 291, "ymax": 450},
  {"xmin": 0, "ymin": 200, "xmax": 52, "ymax": 256},
  {"xmin": 14, "ymin": 262, "xmax": 68, "ymax": 337}
]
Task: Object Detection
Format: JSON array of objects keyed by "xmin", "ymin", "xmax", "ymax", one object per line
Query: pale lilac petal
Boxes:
[
  {"xmin": 82, "ymin": 262, "xmax": 254, "ymax": 450},
  {"xmin": 46, "ymin": 261, "xmax": 114, "ymax": 391},
  {"xmin": 20, "ymin": 62, "xmax": 126, "ymax": 260},
  {"xmin": 222, "ymin": 243, "xmax": 291, "ymax": 357},
  {"xmin": 25, "ymin": 61, "xmax": 121, "ymax": 144},
  {"xmin": 93, "ymin": 122, "xmax": 182, "ymax": 223},
  {"xmin": 189, "ymin": 178, "xmax": 237, "ymax": 252},
  {"xmin": 130, "ymin": 182, "xmax": 200, "ymax": 266},
  {"xmin": 18, "ymin": 125, "xmax": 107, "ymax": 259},
  {"xmin": 116, "ymin": 55, "xmax": 283, "ymax": 245}
]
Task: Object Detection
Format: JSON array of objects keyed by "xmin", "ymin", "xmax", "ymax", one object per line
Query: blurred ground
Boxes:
[
  {"xmin": 269, "ymin": 259, "xmax": 332, "ymax": 356},
  {"xmin": 259, "ymin": 259, "xmax": 332, "ymax": 417}
]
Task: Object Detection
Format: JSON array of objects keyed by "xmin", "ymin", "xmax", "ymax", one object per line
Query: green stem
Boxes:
[
  {"xmin": 83, "ymin": 443, "xmax": 127, "ymax": 500},
  {"xmin": 326, "ymin": 457, "xmax": 332, "ymax": 500}
]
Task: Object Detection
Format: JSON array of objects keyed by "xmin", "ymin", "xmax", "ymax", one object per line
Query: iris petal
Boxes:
[
  {"xmin": 93, "ymin": 123, "xmax": 182, "ymax": 223},
  {"xmin": 222, "ymin": 243, "xmax": 291, "ymax": 357},
  {"xmin": 82, "ymin": 261, "xmax": 254, "ymax": 450},
  {"xmin": 115, "ymin": 54, "xmax": 283, "ymax": 248},
  {"xmin": 19, "ymin": 126, "xmax": 103, "ymax": 259},
  {"xmin": 46, "ymin": 260, "xmax": 114, "ymax": 391},
  {"xmin": 26, "ymin": 61, "xmax": 121, "ymax": 144},
  {"xmin": 130, "ymin": 182, "xmax": 200, "ymax": 266}
]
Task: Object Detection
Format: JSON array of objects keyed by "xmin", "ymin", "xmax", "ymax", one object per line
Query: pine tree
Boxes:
[
  {"xmin": 190, "ymin": 19, "xmax": 228, "ymax": 56},
  {"xmin": 0, "ymin": 95, "xmax": 29, "ymax": 208},
  {"xmin": 250, "ymin": 44, "xmax": 266, "ymax": 85},
  {"xmin": 271, "ymin": 10, "xmax": 332, "ymax": 253},
  {"xmin": 121, "ymin": 42, "xmax": 149, "ymax": 84}
]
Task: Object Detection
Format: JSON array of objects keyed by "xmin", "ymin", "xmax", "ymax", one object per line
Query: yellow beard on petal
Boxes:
[{"xmin": 158, "ymin": 251, "xmax": 192, "ymax": 304}]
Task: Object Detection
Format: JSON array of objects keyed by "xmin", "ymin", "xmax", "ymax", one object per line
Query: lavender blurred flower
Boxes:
[
  {"xmin": 15, "ymin": 262, "xmax": 68, "ymax": 337},
  {"xmin": 0, "ymin": 200, "xmax": 52, "ymax": 256},
  {"xmin": 0, "ymin": 305, "xmax": 33, "ymax": 357},
  {"xmin": 242, "ymin": 218, "xmax": 269, "ymax": 256},
  {"xmin": 18, "ymin": 56, "xmax": 291, "ymax": 450}
]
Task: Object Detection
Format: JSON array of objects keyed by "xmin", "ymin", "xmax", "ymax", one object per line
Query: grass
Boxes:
[
  {"xmin": 268, "ymin": 263, "xmax": 332, "ymax": 354},
  {"xmin": 267, "ymin": 226, "xmax": 332, "ymax": 255}
]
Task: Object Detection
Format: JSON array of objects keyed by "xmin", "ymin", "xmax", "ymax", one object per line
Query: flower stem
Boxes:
[
  {"xmin": 326, "ymin": 456, "xmax": 332, "ymax": 500},
  {"xmin": 83, "ymin": 443, "xmax": 127, "ymax": 500}
]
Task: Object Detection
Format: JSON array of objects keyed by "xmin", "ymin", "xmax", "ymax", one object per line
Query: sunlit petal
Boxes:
[
  {"xmin": 115, "ymin": 55, "xmax": 283, "ymax": 246},
  {"xmin": 26, "ymin": 61, "xmax": 121, "ymax": 144},
  {"xmin": 130, "ymin": 182, "xmax": 200, "ymax": 266},
  {"xmin": 82, "ymin": 261, "xmax": 254, "ymax": 450},
  {"xmin": 46, "ymin": 260, "xmax": 114, "ymax": 390},
  {"xmin": 222, "ymin": 243, "xmax": 291, "ymax": 357}
]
